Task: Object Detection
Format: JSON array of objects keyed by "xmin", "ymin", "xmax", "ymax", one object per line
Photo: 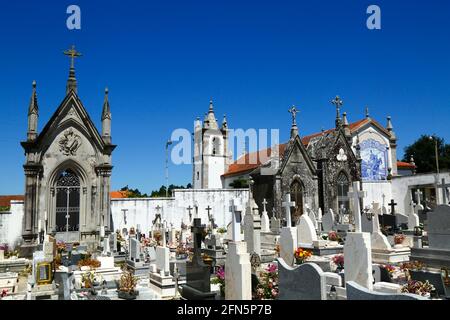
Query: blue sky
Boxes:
[{"xmin": 0, "ymin": 0, "xmax": 449, "ymax": 194}]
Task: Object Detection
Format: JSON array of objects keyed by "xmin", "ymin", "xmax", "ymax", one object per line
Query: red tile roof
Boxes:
[
  {"xmin": 397, "ymin": 161, "xmax": 416, "ymax": 169},
  {"xmin": 0, "ymin": 195, "xmax": 24, "ymax": 207},
  {"xmin": 110, "ymin": 191, "xmax": 130, "ymax": 199},
  {"xmin": 0, "ymin": 192, "xmax": 129, "ymax": 206},
  {"xmin": 223, "ymin": 144, "xmax": 288, "ymax": 178}
]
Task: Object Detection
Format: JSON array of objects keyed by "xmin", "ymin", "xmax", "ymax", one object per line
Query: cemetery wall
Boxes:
[
  {"xmin": 111, "ymin": 188, "xmax": 249, "ymax": 234},
  {"xmin": 1, "ymin": 200, "xmax": 24, "ymax": 249},
  {"xmin": 362, "ymin": 181, "xmax": 392, "ymax": 210},
  {"xmin": 392, "ymin": 172, "xmax": 450, "ymax": 215}
]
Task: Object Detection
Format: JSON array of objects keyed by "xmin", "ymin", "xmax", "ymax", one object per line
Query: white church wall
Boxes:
[{"xmin": 206, "ymin": 156, "xmax": 226, "ymax": 189}]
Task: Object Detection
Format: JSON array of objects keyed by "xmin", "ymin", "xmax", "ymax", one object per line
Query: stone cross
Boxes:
[
  {"xmin": 229, "ymin": 200, "xmax": 243, "ymax": 242},
  {"xmin": 262, "ymin": 199, "xmax": 268, "ymax": 213},
  {"xmin": 121, "ymin": 209, "xmax": 128, "ymax": 225},
  {"xmin": 288, "ymin": 106, "xmax": 299, "ymax": 125},
  {"xmin": 415, "ymin": 190, "xmax": 423, "ymax": 206},
  {"xmin": 187, "ymin": 205, "xmax": 193, "ymax": 222},
  {"xmin": 331, "ymin": 95, "xmax": 344, "ymax": 122},
  {"xmin": 388, "ymin": 199, "xmax": 398, "ymax": 215},
  {"xmin": 205, "ymin": 205, "xmax": 212, "ymax": 218},
  {"xmin": 437, "ymin": 178, "xmax": 450, "ymax": 204},
  {"xmin": 371, "ymin": 203, "xmax": 382, "ymax": 233},
  {"xmin": 282, "ymin": 193, "xmax": 295, "ymax": 227},
  {"xmin": 347, "ymin": 182, "xmax": 366, "ymax": 232},
  {"xmin": 191, "ymin": 218, "xmax": 205, "ymax": 258}
]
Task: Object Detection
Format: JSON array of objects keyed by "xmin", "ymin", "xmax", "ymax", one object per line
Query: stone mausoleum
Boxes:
[{"xmin": 19, "ymin": 47, "xmax": 116, "ymax": 256}]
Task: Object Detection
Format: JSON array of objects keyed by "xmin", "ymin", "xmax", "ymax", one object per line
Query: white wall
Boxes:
[
  {"xmin": 362, "ymin": 181, "xmax": 392, "ymax": 210},
  {"xmin": 111, "ymin": 188, "xmax": 249, "ymax": 234},
  {"xmin": 2, "ymin": 189, "xmax": 249, "ymax": 248},
  {"xmin": 392, "ymin": 172, "xmax": 450, "ymax": 215},
  {"xmin": 0, "ymin": 200, "xmax": 25, "ymax": 249}
]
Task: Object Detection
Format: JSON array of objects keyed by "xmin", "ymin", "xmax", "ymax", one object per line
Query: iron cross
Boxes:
[
  {"xmin": 63, "ymin": 45, "xmax": 82, "ymax": 69},
  {"xmin": 388, "ymin": 199, "xmax": 398, "ymax": 215}
]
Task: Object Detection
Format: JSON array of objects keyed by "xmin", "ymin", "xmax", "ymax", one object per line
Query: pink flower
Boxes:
[
  {"xmin": 271, "ymin": 289, "xmax": 278, "ymax": 298},
  {"xmin": 267, "ymin": 264, "xmax": 277, "ymax": 273},
  {"xmin": 216, "ymin": 266, "xmax": 225, "ymax": 280}
]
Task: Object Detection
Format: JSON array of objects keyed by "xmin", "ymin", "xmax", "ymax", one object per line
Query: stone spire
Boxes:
[
  {"xmin": 331, "ymin": 96, "xmax": 343, "ymax": 130},
  {"xmin": 342, "ymin": 111, "xmax": 351, "ymax": 141},
  {"xmin": 386, "ymin": 116, "xmax": 396, "ymax": 140},
  {"xmin": 101, "ymin": 87, "xmax": 112, "ymax": 144},
  {"xmin": 27, "ymin": 80, "xmax": 39, "ymax": 141},
  {"xmin": 64, "ymin": 45, "xmax": 82, "ymax": 95},
  {"xmin": 203, "ymin": 99, "xmax": 218, "ymax": 129},
  {"xmin": 222, "ymin": 114, "xmax": 228, "ymax": 129},
  {"xmin": 288, "ymin": 106, "xmax": 299, "ymax": 139}
]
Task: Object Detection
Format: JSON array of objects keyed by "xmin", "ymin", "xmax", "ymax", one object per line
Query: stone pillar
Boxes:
[
  {"xmin": 225, "ymin": 241, "xmax": 251, "ymax": 300},
  {"xmin": 344, "ymin": 232, "xmax": 373, "ymax": 290},
  {"xmin": 21, "ymin": 164, "xmax": 42, "ymax": 257}
]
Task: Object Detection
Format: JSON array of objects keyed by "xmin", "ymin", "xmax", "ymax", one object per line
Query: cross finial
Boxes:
[
  {"xmin": 64, "ymin": 45, "xmax": 82, "ymax": 69},
  {"xmin": 365, "ymin": 106, "xmax": 370, "ymax": 119},
  {"xmin": 288, "ymin": 106, "xmax": 299, "ymax": 125},
  {"xmin": 331, "ymin": 96, "xmax": 343, "ymax": 128},
  {"xmin": 64, "ymin": 45, "xmax": 82, "ymax": 94}
]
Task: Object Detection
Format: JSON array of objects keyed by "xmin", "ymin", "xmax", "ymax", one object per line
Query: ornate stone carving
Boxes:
[
  {"xmin": 337, "ymin": 148, "xmax": 347, "ymax": 162},
  {"xmin": 58, "ymin": 128, "xmax": 81, "ymax": 156}
]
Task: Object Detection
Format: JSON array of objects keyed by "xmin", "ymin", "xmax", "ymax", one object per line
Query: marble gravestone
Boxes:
[
  {"xmin": 305, "ymin": 205, "xmax": 318, "ymax": 230},
  {"xmin": 260, "ymin": 199, "xmax": 270, "ymax": 233},
  {"xmin": 225, "ymin": 199, "xmax": 251, "ymax": 300},
  {"xmin": 344, "ymin": 232, "xmax": 373, "ymax": 290},
  {"xmin": 346, "ymin": 281, "xmax": 427, "ymax": 300},
  {"xmin": 297, "ymin": 215, "xmax": 318, "ymax": 247},
  {"xmin": 322, "ymin": 209, "xmax": 335, "ymax": 233},
  {"xmin": 426, "ymin": 205, "xmax": 450, "ymax": 250},
  {"xmin": 243, "ymin": 197, "xmax": 261, "ymax": 256},
  {"xmin": 277, "ymin": 259, "xmax": 327, "ymax": 300},
  {"xmin": 280, "ymin": 194, "xmax": 298, "ymax": 267}
]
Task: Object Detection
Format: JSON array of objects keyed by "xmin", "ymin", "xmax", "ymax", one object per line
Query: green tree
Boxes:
[
  {"xmin": 150, "ymin": 183, "xmax": 192, "ymax": 197},
  {"xmin": 403, "ymin": 135, "xmax": 450, "ymax": 174},
  {"xmin": 119, "ymin": 185, "xmax": 148, "ymax": 198},
  {"xmin": 229, "ymin": 179, "xmax": 249, "ymax": 188}
]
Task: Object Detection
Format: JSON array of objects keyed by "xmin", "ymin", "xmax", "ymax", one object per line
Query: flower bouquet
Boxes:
[
  {"xmin": 254, "ymin": 264, "xmax": 279, "ymax": 300},
  {"xmin": 211, "ymin": 266, "xmax": 225, "ymax": 297},
  {"xmin": 401, "ymin": 280, "xmax": 434, "ymax": 297},
  {"xmin": 332, "ymin": 254, "xmax": 344, "ymax": 271},
  {"xmin": 394, "ymin": 234, "xmax": 405, "ymax": 246},
  {"xmin": 294, "ymin": 248, "xmax": 312, "ymax": 265}
]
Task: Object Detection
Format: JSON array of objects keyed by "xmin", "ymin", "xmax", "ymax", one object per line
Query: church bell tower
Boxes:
[{"xmin": 193, "ymin": 100, "xmax": 231, "ymax": 189}]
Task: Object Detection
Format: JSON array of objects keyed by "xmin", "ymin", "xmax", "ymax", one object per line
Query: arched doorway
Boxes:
[
  {"xmin": 290, "ymin": 180, "xmax": 304, "ymax": 226},
  {"xmin": 55, "ymin": 169, "xmax": 80, "ymax": 235},
  {"xmin": 336, "ymin": 172, "xmax": 350, "ymax": 216}
]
